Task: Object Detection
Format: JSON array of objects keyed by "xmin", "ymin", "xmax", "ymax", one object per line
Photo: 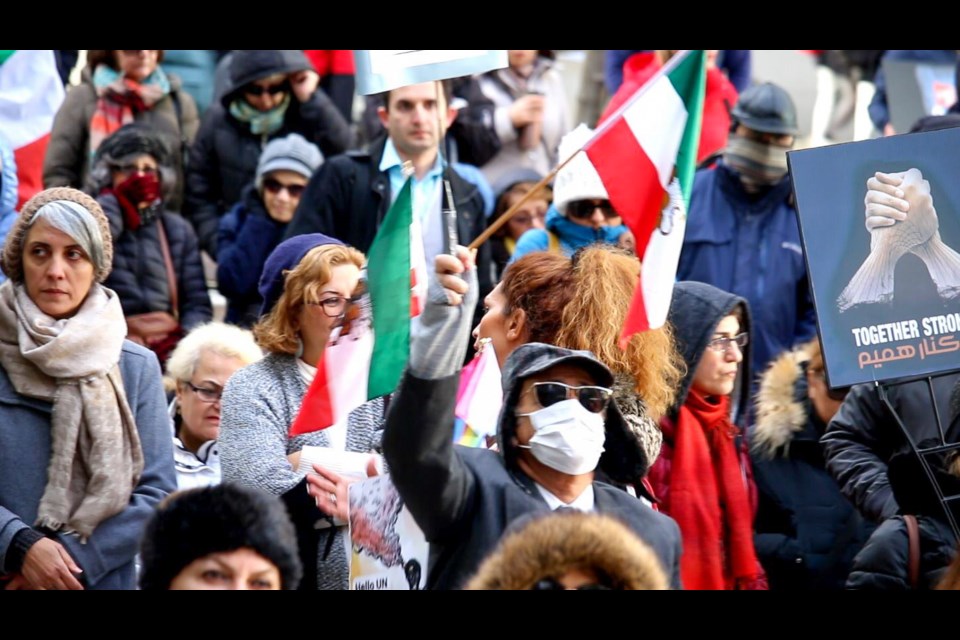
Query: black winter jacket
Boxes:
[
  {"xmin": 184, "ymin": 50, "xmax": 351, "ymax": 255},
  {"xmin": 750, "ymin": 348, "xmax": 873, "ymax": 590},
  {"xmin": 846, "ymin": 514, "xmax": 955, "ymax": 590},
  {"xmin": 99, "ymin": 193, "xmax": 212, "ymax": 331},
  {"xmin": 822, "ymin": 373, "xmax": 960, "ymax": 524}
]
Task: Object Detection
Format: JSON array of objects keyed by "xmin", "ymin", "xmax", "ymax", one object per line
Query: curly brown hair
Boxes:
[
  {"xmin": 554, "ymin": 246, "xmax": 685, "ymax": 420},
  {"xmin": 253, "ymin": 244, "xmax": 365, "ymax": 355}
]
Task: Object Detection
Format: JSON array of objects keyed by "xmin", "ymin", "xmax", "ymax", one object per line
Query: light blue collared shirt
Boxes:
[{"xmin": 379, "ymin": 139, "xmax": 444, "ymax": 224}]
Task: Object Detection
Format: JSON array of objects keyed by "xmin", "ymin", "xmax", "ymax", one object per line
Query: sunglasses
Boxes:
[
  {"xmin": 567, "ymin": 200, "xmax": 617, "ymax": 220},
  {"xmin": 531, "ymin": 577, "xmax": 612, "ymax": 591},
  {"xmin": 525, "ymin": 381, "xmax": 612, "ymax": 414},
  {"xmin": 262, "ymin": 178, "xmax": 306, "ymax": 198},
  {"xmin": 244, "ymin": 82, "xmax": 288, "ymax": 97}
]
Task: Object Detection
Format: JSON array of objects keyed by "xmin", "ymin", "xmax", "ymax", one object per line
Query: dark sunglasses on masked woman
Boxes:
[{"xmin": 525, "ymin": 381, "xmax": 613, "ymax": 414}]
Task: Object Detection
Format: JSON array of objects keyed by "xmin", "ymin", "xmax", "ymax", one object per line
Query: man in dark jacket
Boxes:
[
  {"xmin": 822, "ymin": 373, "xmax": 960, "ymax": 588},
  {"xmin": 284, "ymin": 80, "xmax": 492, "ymax": 316},
  {"xmin": 383, "ymin": 249, "xmax": 683, "ymax": 590},
  {"xmin": 677, "ymin": 82, "xmax": 816, "ymax": 391},
  {"xmin": 184, "ymin": 50, "xmax": 351, "ymax": 256}
]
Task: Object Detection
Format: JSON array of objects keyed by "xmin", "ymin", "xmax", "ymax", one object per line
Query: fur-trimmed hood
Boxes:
[
  {"xmin": 751, "ymin": 345, "xmax": 813, "ymax": 458},
  {"xmin": 465, "ymin": 511, "xmax": 669, "ymax": 590}
]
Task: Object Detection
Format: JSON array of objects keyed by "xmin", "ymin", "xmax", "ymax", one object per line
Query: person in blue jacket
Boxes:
[
  {"xmin": 217, "ymin": 133, "xmax": 323, "ymax": 327},
  {"xmin": 677, "ymin": 82, "xmax": 816, "ymax": 391},
  {"xmin": 0, "ymin": 134, "xmax": 19, "ymax": 284},
  {"xmin": 511, "ymin": 124, "xmax": 629, "ymax": 263}
]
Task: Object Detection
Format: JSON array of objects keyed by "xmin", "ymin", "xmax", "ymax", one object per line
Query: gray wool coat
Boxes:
[{"xmin": 0, "ymin": 341, "xmax": 176, "ymax": 589}]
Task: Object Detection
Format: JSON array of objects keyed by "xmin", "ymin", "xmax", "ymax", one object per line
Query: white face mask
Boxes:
[{"xmin": 517, "ymin": 398, "xmax": 606, "ymax": 475}]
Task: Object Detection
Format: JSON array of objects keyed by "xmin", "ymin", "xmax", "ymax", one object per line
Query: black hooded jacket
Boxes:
[{"xmin": 184, "ymin": 50, "xmax": 351, "ymax": 255}]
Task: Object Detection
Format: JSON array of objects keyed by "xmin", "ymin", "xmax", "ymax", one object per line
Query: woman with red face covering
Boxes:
[{"xmin": 90, "ymin": 124, "xmax": 211, "ymax": 366}]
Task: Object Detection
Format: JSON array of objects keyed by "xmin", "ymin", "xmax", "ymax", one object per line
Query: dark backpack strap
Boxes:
[
  {"xmin": 904, "ymin": 514, "xmax": 921, "ymax": 589},
  {"xmin": 170, "ymin": 90, "xmax": 189, "ymax": 171}
]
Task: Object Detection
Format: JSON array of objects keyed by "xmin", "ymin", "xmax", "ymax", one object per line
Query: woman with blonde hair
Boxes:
[
  {"xmin": 218, "ymin": 233, "xmax": 384, "ymax": 591},
  {"xmin": 555, "ymin": 246, "xmax": 684, "ymax": 493},
  {"xmin": 166, "ymin": 322, "xmax": 263, "ymax": 490}
]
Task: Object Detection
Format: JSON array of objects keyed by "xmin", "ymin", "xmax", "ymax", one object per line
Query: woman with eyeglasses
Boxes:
[
  {"xmin": 218, "ymin": 233, "xmax": 385, "ymax": 590},
  {"xmin": 165, "ymin": 322, "xmax": 263, "ymax": 490},
  {"xmin": 217, "ymin": 133, "xmax": 323, "ymax": 327},
  {"xmin": 647, "ymin": 280, "xmax": 768, "ymax": 590},
  {"xmin": 382, "ymin": 248, "xmax": 682, "ymax": 590},
  {"xmin": 185, "ymin": 50, "xmax": 351, "ymax": 257},
  {"xmin": 43, "ymin": 50, "xmax": 199, "ymax": 213},
  {"xmin": 510, "ymin": 124, "xmax": 633, "ymax": 264},
  {"xmin": 90, "ymin": 124, "xmax": 211, "ymax": 366},
  {"xmin": 750, "ymin": 336, "xmax": 872, "ymax": 590}
]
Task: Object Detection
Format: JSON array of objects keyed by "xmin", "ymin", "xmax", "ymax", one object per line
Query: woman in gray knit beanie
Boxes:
[
  {"xmin": 0, "ymin": 187, "xmax": 175, "ymax": 590},
  {"xmin": 216, "ymin": 132, "xmax": 323, "ymax": 327}
]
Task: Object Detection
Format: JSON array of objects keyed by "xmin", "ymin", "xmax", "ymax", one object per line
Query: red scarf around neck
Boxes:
[{"xmin": 668, "ymin": 390, "xmax": 762, "ymax": 590}]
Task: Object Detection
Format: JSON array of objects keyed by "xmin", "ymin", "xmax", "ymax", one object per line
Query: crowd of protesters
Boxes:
[{"xmin": 0, "ymin": 49, "xmax": 959, "ymax": 591}]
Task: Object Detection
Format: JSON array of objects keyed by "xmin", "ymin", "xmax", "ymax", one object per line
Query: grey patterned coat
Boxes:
[{"xmin": 219, "ymin": 352, "xmax": 385, "ymax": 590}]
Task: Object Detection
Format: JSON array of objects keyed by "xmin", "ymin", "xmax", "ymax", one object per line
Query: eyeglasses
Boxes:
[
  {"xmin": 511, "ymin": 211, "xmax": 547, "ymax": 227},
  {"xmin": 531, "ymin": 577, "xmax": 612, "ymax": 591},
  {"xmin": 184, "ymin": 381, "xmax": 223, "ymax": 403},
  {"xmin": 262, "ymin": 178, "xmax": 306, "ymax": 198},
  {"xmin": 307, "ymin": 295, "xmax": 355, "ymax": 318},
  {"xmin": 244, "ymin": 83, "xmax": 288, "ymax": 97},
  {"xmin": 116, "ymin": 164, "xmax": 159, "ymax": 176},
  {"xmin": 706, "ymin": 333, "xmax": 748, "ymax": 353},
  {"xmin": 524, "ymin": 381, "xmax": 612, "ymax": 414},
  {"xmin": 567, "ymin": 199, "xmax": 617, "ymax": 220}
]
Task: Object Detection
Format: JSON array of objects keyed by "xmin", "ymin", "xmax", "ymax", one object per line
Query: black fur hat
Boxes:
[{"xmin": 139, "ymin": 483, "xmax": 302, "ymax": 590}]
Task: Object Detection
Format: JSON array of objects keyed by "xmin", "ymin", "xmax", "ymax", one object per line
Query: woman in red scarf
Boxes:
[
  {"xmin": 43, "ymin": 50, "xmax": 199, "ymax": 211},
  {"xmin": 647, "ymin": 280, "xmax": 767, "ymax": 590}
]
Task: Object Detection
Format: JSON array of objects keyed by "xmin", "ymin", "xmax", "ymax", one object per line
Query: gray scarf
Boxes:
[
  {"xmin": 0, "ymin": 281, "xmax": 143, "ymax": 541},
  {"xmin": 723, "ymin": 134, "xmax": 790, "ymax": 193}
]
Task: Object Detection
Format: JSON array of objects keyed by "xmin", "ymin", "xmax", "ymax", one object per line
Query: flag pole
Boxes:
[{"xmin": 467, "ymin": 150, "xmax": 579, "ymax": 250}]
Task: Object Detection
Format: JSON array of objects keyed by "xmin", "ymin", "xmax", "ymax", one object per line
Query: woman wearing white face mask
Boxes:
[{"xmin": 382, "ymin": 248, "xmax": 683, "ymax": 590}]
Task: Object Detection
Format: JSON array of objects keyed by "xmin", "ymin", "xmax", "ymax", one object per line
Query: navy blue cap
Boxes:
[{"xmin": 258, "ymin": 233, "xmax": 344, "ymax": 317}]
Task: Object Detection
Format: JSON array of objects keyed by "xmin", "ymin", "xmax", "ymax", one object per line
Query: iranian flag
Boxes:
[
  {"xmin": 0, "ymin": 51, "xmax": 65, "ymax": 208},
  {"xmin": 584, "ymin": 50, "xmax": 706, "ymax": 344},
  {"xmin": 289, "ymin": 179, "xmax": 426, "ymax": 436}
]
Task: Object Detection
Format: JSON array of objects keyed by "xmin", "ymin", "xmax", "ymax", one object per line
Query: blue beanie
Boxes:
[{"xmin": 258, "ymin": 233, "xmax": 344, "ymax": 317}]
